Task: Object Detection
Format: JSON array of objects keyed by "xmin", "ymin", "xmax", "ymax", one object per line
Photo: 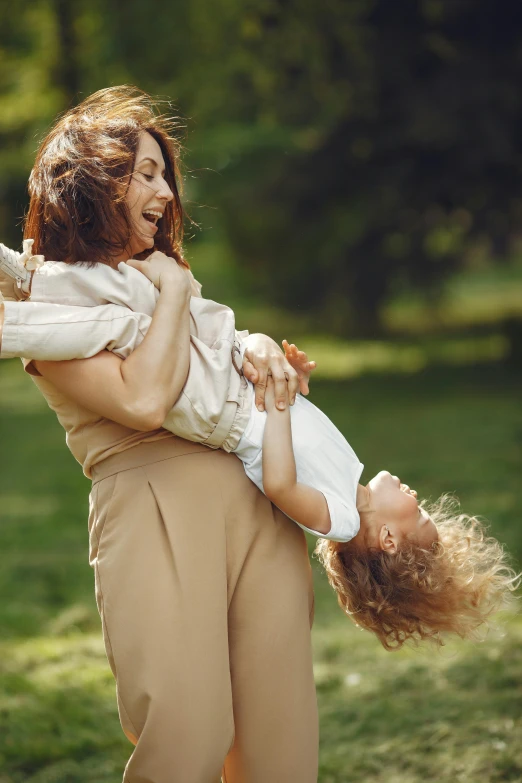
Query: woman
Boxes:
[{"xmin": 8, "ymin": 86, "xmax": 318, "ymax": 782}]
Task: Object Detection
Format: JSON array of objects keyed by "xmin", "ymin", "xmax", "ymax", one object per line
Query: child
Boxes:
[{"xmin": 0, "ymin": 241, "xmax": 518, "ymax": 649}]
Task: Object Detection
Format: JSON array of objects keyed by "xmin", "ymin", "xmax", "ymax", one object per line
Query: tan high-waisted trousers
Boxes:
[{"xmin": 89, "ymin": 437, "xmax": 318, "ymax": 783}]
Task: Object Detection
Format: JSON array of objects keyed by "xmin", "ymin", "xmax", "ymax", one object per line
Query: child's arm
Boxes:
[{"xmin": 262, "ymin": 376, "xmax": 332, "ymax": 536}]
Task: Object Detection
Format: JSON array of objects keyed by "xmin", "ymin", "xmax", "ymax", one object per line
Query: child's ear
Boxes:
[{"xmin": 379, "ymin": 525, "xmax": 398, "ymax": 554}]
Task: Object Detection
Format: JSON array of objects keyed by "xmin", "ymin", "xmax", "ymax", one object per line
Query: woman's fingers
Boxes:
[
  {"xmin": 283, "ymin": 363, "xmax": 300, "ymax": 405},
  {"xmin": 268, "ymin": 366, "xmax": 288, "ymax": 410},
  {"xmin": 254, "ymin": 367, "xmax": 269, "ymax": 411},
  {"xmin": 242, "ymin": 350, "xmax": 269, "ymax": 411},
  {"xmin": 242, "ymin": 359, "xmax": 259, "ymax": 385},
  {"xmin": 244, "ymin": 339, "xmax": 304, "ymax": 411}
]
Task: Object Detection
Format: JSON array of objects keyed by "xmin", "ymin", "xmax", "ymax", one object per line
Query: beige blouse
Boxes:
[
  {"xmin": 25, "ymin": 361, "xmax": 175, "ymax": 479},
  {"xmin": 21, "ymin": 268, "xmax": 204, "ymax": 479}
]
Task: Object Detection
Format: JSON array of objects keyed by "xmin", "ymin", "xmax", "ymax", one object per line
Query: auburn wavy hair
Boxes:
[
  {"xmin": 315, "ymin": 495, "xmax": 519, "ymax": 651},
  {"xmin": 24, "ymin": 85, "xmax": 187, "ymax": 268}
]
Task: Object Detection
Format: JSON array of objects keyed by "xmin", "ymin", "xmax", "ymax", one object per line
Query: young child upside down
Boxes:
[{"xmin": 0, "ymin": 240, "xmax": 518, "ymax": 650}]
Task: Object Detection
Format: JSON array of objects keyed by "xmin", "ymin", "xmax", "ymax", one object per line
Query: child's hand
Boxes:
[{"xmin": 282, "ymin": 340, "xmax": 317, "ymax": 396}]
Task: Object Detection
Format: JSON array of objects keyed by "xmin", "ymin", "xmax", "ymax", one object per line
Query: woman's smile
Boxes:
[
  {"xmin": 141, "ymin": 210, "xmax": 161, "ymax": 234},
  {"xmin": 142, "ymin": 208, "xmax": 163, "ymax": 228}
]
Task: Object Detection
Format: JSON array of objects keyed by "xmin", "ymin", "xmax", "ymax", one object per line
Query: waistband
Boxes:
[{"xmin": 91, "ymin": 437, "xmax": 211, "ymax": 485}]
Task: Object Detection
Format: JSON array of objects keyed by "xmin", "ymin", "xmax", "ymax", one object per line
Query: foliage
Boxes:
[
  {"xmin": 1, "ymin": 1, "xmax": 522, "ymax": 332},
  {"xmin": 189, "ymin": 0, "xmax": 522, "ymax": 333}
]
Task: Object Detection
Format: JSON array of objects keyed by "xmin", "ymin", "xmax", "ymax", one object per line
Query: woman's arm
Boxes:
[
  {"xmin": 34, "ymin": 253, "xmax": 192, "ymax": 431},
  {"xmin": 261, "ymin": 377, "xmax": 332, "ymax": 536}
]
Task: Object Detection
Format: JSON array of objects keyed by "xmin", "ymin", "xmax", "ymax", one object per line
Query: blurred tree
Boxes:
[
  {"xmin": 53, "ymin": 0, "xmax": 80, "ymax": 101},
  {"xmin": 180, "ymin": 0, "xmax": 522, "ymax": 334},
  {"xmin": 1, "ymin": 0, "xmax": 522, "ymax": 334},
  {"xmin": 0, "ymin": 0, "xmax": 128, "ymax": 247}
]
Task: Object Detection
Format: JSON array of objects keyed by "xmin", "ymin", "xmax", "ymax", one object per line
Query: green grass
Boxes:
[{"xmin": 0, "ymin": 356, "xmax": 521, "ymax": 782}]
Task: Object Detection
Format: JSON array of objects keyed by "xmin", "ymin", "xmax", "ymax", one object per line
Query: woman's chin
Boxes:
[{"xmin": 131, "ymin": 237, "xmax": 155, "ymax": 257}]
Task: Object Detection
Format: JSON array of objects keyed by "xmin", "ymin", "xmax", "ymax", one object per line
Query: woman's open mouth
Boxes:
[{"xmin": 142, "ymin": 209, "xmax": 162, "ymax": 231}]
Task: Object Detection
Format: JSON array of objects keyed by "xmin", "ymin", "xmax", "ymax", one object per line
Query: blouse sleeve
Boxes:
[{"xmin": 185, "ymin": 268, "xmax": 203, "ymax": 298}]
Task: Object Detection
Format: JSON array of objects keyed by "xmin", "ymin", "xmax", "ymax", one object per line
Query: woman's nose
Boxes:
[{"xmin": 157, "ymin": 179, "xmax": 174, "ymax": 202}]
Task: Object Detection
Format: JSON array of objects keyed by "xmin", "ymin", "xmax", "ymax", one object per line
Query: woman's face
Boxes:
[{"xmin": 122, "ymin": 131, "xmax": 174, "ymax": 260}]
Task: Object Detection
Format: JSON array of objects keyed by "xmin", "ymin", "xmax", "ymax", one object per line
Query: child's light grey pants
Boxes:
[{"xmin": 1, "ymin": 260, "xmax": 252, "ymax": 452}]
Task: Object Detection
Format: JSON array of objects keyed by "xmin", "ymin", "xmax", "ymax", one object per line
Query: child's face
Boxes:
[{"xmin": 365, "ymin": 470, "xmax": 438, "ymax": 550}]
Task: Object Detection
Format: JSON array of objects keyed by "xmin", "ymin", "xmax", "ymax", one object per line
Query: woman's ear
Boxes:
[{"xmin": 378, "ymin": 525, "xmax": 398, "ymax": 554}]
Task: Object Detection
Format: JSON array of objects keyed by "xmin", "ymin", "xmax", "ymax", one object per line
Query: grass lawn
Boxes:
[{"xmin": 0, "ymin": 356, "xmax": 521, "ymax": 782}]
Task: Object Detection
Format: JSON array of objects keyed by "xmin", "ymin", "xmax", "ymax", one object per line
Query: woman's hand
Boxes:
[
  {"xmin": 263, "ymin": 372, "xmax": 288, "ymax": 413},
  {"xmin": 242, "ymin": 334, "xmax": 300, "ymax": 412},
  {"xmin": 282, "ymin": 339, "xmax": 317, "ymax": 396},
  {"xmin": 126, "ymin": 251, "xmax": 191, "ymax": 294}
]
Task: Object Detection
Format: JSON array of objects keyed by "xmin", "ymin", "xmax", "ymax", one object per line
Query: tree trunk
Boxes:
[{"xmin": 53, "ymin": 0, "xmax": 80, "ymax": 105}]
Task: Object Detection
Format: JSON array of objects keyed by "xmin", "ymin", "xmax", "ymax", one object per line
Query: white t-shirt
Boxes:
[{"xmin": 234, "ymin": 391, "xmax": 363, "ymax": 542}]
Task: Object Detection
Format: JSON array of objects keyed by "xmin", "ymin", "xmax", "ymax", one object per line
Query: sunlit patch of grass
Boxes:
[
  {"xmin": 298, "ymin": 333, "xmax": 509, "ymax": 379},
  {"xmin": 189, "ymin": 239, "xmax": 518, "ymax": 380},
  {"xmin": 0, "ymin": 635, "xmax": 127, "ymax": 783},
  {"xmin": 1, "ymin": 494, "xmax": 60, "ymax": 518},
  {"xmin": 384, "ymin": 264, "xmax": 522, "ymax": 334}
]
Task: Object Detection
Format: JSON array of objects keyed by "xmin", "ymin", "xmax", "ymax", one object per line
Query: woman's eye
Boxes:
[{"xmin": 142, "ymin": 173, "xmax": 154, "ymax": 181}]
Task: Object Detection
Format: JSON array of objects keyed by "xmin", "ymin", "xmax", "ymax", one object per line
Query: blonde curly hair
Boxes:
[{"xmin": 315, "ymin": 495, "xmax": 519, "ymax": 651}]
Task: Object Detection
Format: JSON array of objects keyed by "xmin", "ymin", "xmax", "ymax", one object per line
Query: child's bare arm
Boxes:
[{"xmin": 262, "ymin": 376, "xmax": 332, "ymax": 535}]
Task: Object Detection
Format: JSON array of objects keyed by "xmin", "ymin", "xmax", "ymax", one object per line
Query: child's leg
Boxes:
[
  {"xmin": 1, "ymin": 239, "xmax": 158, "ymax": 312},
  {"xmin": 30, "ymin": 257, "xmax": 158, "ymax": 313},
  {"xmin": 0, "ymin": 300, "xmax": 151, "ymax": 360}
]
